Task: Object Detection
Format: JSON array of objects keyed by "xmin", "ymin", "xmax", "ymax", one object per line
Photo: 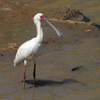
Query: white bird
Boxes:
[{"xmin": 14, "ymin": 13, "xmax": 63, "ymax": 89}]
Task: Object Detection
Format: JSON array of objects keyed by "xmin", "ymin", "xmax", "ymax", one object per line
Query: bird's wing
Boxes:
[
  {"xmin": 14, "ymin": 40, "xmax": 33, "ymax": 65},
  {"xmin": 14, "ymin": 38, "xmax": 41, "ymax": 66}
]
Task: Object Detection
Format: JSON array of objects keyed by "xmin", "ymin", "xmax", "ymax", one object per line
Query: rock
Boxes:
[
  {"xmin": 63, "ymin": 6, "xmax": 100, "ymax": 29},
  {"xmin": 63, "ymin": 6, "xmax": 90, "ymax": 22},
  {"xmin": 43, "ymin": 37, "xmax": 56, "ymax": 46},
  {"xmin": 72, "ymin": 66, "xmax": 82, "ymax": 71},
  {"xmin": 0, "ymin": 54, "xmax": 4, "ymax": 56},
  {"xmin": 89, "ymin": 22, "xmax": 100, "ymax": 29}
]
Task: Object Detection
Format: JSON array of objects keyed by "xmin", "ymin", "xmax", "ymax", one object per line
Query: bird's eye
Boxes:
[
  {"xmin": 40, "ymin": 16, "xmax": 43, "ymax": 18},
  {"xmin": 40, "ymin": 16, "xmax": 44, "ymax": 20}
]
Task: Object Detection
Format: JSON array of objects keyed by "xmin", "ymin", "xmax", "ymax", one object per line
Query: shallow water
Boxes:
[{"xmin": 0, "ymin": 0, "xmax": 100, "ymax": 100}]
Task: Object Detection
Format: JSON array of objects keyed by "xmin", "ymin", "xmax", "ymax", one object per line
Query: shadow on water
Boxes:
[{"xmin": 24, "ymin": 79, "xmax": 84, "ymax": 89}]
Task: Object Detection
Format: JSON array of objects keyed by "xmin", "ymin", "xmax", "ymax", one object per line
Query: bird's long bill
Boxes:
[{"xmin": 44, "ymin": 18, "xmax": 63, "ymax": 37}]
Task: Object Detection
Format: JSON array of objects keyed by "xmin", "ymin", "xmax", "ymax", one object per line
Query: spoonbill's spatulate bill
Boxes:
[
  {"xmin": 14, "ymin": 13, "xmax": 63, "ymax": 89},
  {"xmin": 44, "ymin": 18, "xmax": 63, "ymax": 37}
]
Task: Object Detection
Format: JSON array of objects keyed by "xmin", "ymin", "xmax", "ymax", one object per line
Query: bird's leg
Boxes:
[
  {"xmin": 23, "ymin": 65, "xmax": 26, "ymax": 89},
  {"xmin": 33, "ymin": 60, "xmax": 36, "ymax": 87}
]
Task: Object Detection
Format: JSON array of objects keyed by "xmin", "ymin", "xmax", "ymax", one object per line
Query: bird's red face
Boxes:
[{"xmin": 40, "ymin": 16, "xmax": 44, "ymax": 21}]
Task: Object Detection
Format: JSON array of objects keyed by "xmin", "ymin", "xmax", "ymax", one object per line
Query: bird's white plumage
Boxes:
[
  {"xmin": 14, "ymin": 13, "xmax": 43, "ymax": 67},
  {"xmin": 14, "ymin": 37, "xmax": 42, "ymax": 66},
  {"xmin": 14, "ymin": 13, "xmax": 62, "ymax": 67}
]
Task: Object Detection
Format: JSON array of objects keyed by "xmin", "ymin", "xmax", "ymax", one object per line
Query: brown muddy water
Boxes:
[{"xmin": 0, "ymin": 0, "xmax": 100, "ymax": 100}]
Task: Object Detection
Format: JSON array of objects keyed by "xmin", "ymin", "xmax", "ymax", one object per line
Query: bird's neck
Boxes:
[{"xmin": 35, "ymin": 21, "xmax": 43, "ymax": 43}]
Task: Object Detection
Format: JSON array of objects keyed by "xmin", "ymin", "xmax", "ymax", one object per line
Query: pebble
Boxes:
[{"xmin": 0, "ymin": 54, "xmax": 4, "ymax": 56}]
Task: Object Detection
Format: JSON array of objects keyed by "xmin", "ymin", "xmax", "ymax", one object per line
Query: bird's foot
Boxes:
[
  {"xmin": 23, "ymin": 80, "xmax": 25, "ymax": 90},
  {"xmin": 33, "ymin": 80, "xmax": 36, "ymax": 87}
]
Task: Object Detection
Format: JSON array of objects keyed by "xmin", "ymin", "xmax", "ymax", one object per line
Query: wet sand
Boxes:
[{"xmin": 0, "ymin": 0, "xmax": 100, "ymax": 100}]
